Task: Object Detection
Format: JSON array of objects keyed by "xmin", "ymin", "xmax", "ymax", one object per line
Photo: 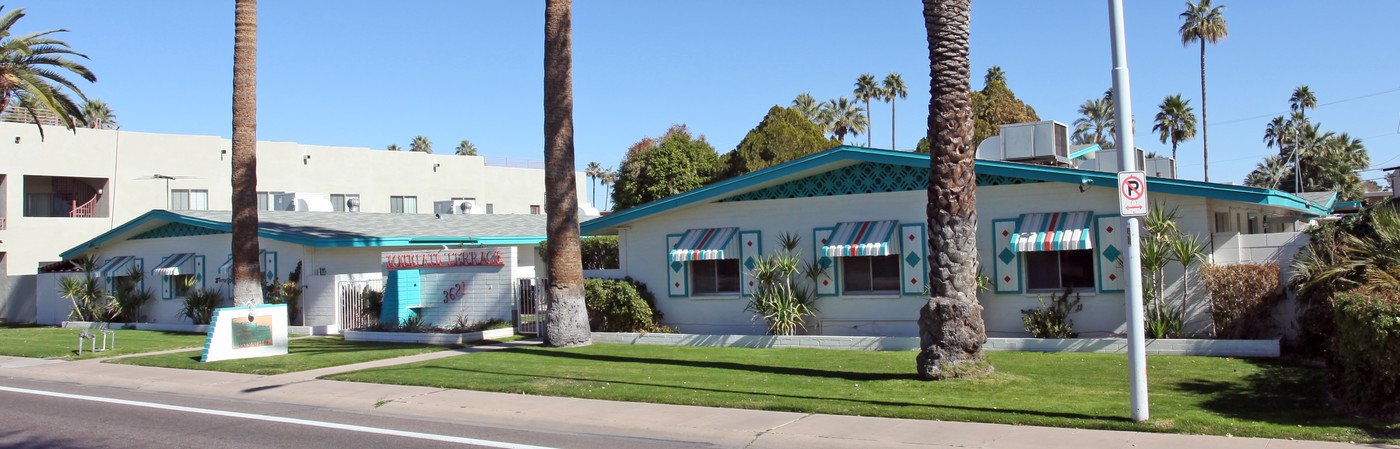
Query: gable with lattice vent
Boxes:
[
  {"xmin": 719, "ymin": 162, "xmax": 1042, "ymax": 202},
  {"xmin": 131, "ymin": 222, "xmax": 227, "ymax": 240}
]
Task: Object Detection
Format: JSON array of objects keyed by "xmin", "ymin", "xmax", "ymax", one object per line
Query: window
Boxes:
[
  {"xmin": 330, "ymin": 194, "xmax": 360, "ymax": 212},
  {"xmin": 172, "ymin": 274, "xmax": 196, "ymax": 297},
  {"xmin": 485, "ymin": 203, "xmax": 494, "ymax": 214},
  {"xmin": 170, "ymin": 189, "xmax": 208, "ymax": 211},
  {"xmin": 1247, "ymin": 213, "xmax": 1259, "ymax": 234},
  {"xmin": 690, "ymin": 259, "xmax": 740, "ymax": 295},
  {"xmin": 842, "ymin": 255, "xmax": 900, "ymax": 294},
  {"xmin": 530, "ymin": 205, "xmax": 541, "ymax": 215},
  {"xmin": 257, "ymin": 191, "xmax": 283, "ymax": 211},
  {"xmin": 1025, "ymin": 249, "xmax": 1095, "ymax": 292},
  {"xmin": 1214, "ymin": 212, "xmax": 1230, "ymax": 233},
  {"xmin": 390, "ymin": 195, "xmax": 417, "ymax": 214}
]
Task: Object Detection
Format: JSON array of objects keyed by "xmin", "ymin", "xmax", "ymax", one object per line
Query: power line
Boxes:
[{"xmin": 1212, "ymin": 86, "xmax": 1400, "ymax": 127}]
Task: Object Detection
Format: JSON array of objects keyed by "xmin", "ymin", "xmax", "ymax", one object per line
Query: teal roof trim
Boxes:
[
  {"xmin": 581, "ymin": 146, "xmax": 1330, "ymax": 234},
  {"xmin": 131, "ymin": 222, "xmax": 229, "ymax": 240}
]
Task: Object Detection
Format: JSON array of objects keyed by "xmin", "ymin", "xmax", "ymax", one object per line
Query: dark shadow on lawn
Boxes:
[
  {"xmin": 498, "ymin": 347, "xmax": 911, "ymax": 382},
  {"xmin": 344, "ymin": 363, "xmax": 1128, "ymax": 424},
  {"xmin": 1172, "ymin": 358, "xmax": 1400, "ymax": 441}
]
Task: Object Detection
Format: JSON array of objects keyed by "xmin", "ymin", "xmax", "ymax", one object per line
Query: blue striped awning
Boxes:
[
  {"xmin": 92, "ymin": 256, "xmax": 134, "ymax": 278},
  {"xmin": 823, "ymin": 220, "xmax": 899, "ymax": 257},
  {"xmin": 1013, "ymin": 211, "xmax": 1093, "ymax": 252},
  {"xmin": 670, "ymin": 228, "xmax": 739, "ymax": 262},
  {"xmin": 152, "ymin": 253, "xmax": 196, "ymax": 276}
]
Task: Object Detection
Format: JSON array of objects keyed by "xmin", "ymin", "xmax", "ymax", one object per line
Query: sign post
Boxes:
[{"xmin": 1109, "ymin": 0, "xmax": 1150, "ymax": 422}]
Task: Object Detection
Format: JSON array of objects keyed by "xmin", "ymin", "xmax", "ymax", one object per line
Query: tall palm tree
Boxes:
[
  {"xmin": 454, "ymin": 139, "xmax": 477, "ymax": 156},
  {"xmin": 1289, "ymin": 85, "xmax": 1317, "ymax": 115},
  {"xmin": 1180, "ymin": 0, "xmax": 1228, "ymax": 182},
  {"xmin": 600, "ymin": 167, "xmax": 616, "ymax": 211},
  {"xmin": 1262, "ymin": 115, "xmax": 1293, "ymax": 155},
  {"xmin": 386, "ymin": 144, "xmax": 401, "ymax": 151},
  {"xmin": 819, "ymin": 96, "xmax": 867, "ymax": 144},
  {"xmin": 584, "ymin": 161, "xmax": 602, "ymax": 207},
  {"xmin": 791, "ymin": 92, "xmax": 821, "ymax": 125},
  {"xmin": 883, "ymin": 73, "xmax": 908, "ymax": 150},
  {"xmin": 984, "ymin": 66, "xmax": 1006, "ymax": 87},
  {"xmin": 80, "ymin": 99, "xmax": 117, "ymax": 130},
  {"xmin": 853, "ymin": 73, "xmax": 882, "ymax": 147},
  {"xmin": 1244, "ymin": 154, "xmax": 1288, "ymax": 189},
  {"xmin": 1151, "ymin": 94, "xmax": 1197, "ymax": 161},
  {"xmin": 917, "ymin": 0, "xmax": 988, "ymax": 380},
  {"xmin": 0, "ymin": 7, "xmax": 97, "ymax": 139},
  {"xmin": 231, "ymin": 0, "xmax": 262, "ymax": 306},
  {"xmin": 1072, "ymin": 97, "xmax": 1115, "ymax": 148},
  {"xmin": 543, "ymin": 0, "xmax": 590, "ymax": 348},
  {"xmin": 410, "ymin": 135, "xmax": 432, "ymax": 153}
]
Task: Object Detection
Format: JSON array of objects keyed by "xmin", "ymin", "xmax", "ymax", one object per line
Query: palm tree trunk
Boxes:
[
  {"xmin": 916, "ymin": 0, "xmax": 989, "ymax": 380},
  {"xmin": 1200, "ymin": 40, "xmax": 1209, "ymax": 182},
  {"xmin": 865, "ymin": 99, "xmax": 872, "ymax": 147},
  {"xmin": 891, "ymin": 98, "xmax": 897, "ymax": 150},
  {"xmin": 231, "ymin": 0, "xmax": 263, "ymax": 306},
  {"xmin": 1171, "ymin": 139, "xmax": 1178, "ymax": 162},
  {"xmin": 543, "ymin": 0, "xmax": 590, "ymax": 348}
]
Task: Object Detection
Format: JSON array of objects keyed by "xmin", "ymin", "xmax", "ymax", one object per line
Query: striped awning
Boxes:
[
  {"xmin": 92, "ymin": 256, "xmax": 134, "ymax": 278},
  {"xmin": 217, "ymin": 255, "xmax": 233, "ymax": 276},
  {"xmin": 152, "ymin": 253, "xmax": 197, "ymax": 276},
  {"xmin": 823, "ymin": 220, "xmax": 899, "ymax": 257},
  {"xmin": 670, "ymin": 227, "xmax": 739, "ymax": 262},
  {"xmin": 1013, "ymin": 211, "xmax": 1093, "ymax": 252}
]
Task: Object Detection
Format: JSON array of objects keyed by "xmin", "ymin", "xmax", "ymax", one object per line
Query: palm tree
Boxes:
[
  {"xmin": 1168, "ymin": 233, "xmax": 1205, "ymax": 330},
  {"xmin": 791, "ymin": 93, "xmax": 821, "ymax": 125},
  {"xmin": 80, "ymin": 99, "xmax": 117, "ymax": 130},
  {"xmin": 600, "ymin": 167, "xmax": 616, "ymax": 211},
  {"xmin": 1289, "ymin": 85, "xmax": 1317, "ymax": 116},
  {"xmin": 584, "ymin": 161, "xmax": 602, "ymax": 207},
  {"xmin": 819, "ymin": 97, "xmax": 867, "ymax": 144},
  {"xmin": 0, "ymin": 7, "xmax": 97, "ymax": 139},
  {"xmin": 883, "ymin": 73, "xmax": 908, "ymax": 150},
  {"xmin": 984, "ymin": 66, "xmax": 1006, "ymax": 86},
  {"xmin": 1244, "ymin": 154, "xmax": 1287, "ymax": 189},
  {"xmin": 543, "ymin": 0, "xmax": 590, "ymax": 348},
  {"xmin": 917, "ymin": 0, "xmax": 989, "ymax": 380},
  {"xmin": 410, "ymin": 135, "xmax": 432, "ymax": 153},
  {"xmin": 454, "ymin": 139, "xmax": 477, "ymax": 156},
  {"xmin": 386, "ymin": 144, "xmax": 401, "ymax": 151},
  {"xmin": 1180, "ymin": 0, "xmax": 1228, "ymax": 182},
  {"xmin": 230, "ymin": 0, "xmax": 262, "ymax": 306},
  {"xmin": 853, "ymin": 73, "xmax": 883, "ymax": 147},
  {"xmin": 1072, "ymin": 97, "xmax": 1115, "ymax": 148},
  {"xmin": 1151, "ymin": 94, "xmax": 1197, "ymax": 161}
]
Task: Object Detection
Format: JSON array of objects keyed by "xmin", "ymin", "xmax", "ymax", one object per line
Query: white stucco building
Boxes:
[
  {"xmin": 0, "ymin": 122, "xmax": 584, "ymax": 322},
  {"xmin": 581, "ymin": 145, "xmax": 1329, "ymax": 338}
]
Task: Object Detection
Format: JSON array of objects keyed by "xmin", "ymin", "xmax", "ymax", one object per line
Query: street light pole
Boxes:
[{"xmin": 1109, "ymin": 0, "xmax": 1150, "ymax": 423}]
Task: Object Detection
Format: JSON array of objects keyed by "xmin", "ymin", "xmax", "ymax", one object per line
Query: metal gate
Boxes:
[
  {"xmin": 337, "ymin": 278, "xmax": 384, "ymax": 331},
  {"xmin": 515, "ymin": 278, "xmax": 547, "ymax": 335}
]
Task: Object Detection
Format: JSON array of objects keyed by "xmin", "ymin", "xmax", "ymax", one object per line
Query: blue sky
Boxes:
[{"xmin": 18, "ymin": 1, "xmax": 1400, "ymax": 207}]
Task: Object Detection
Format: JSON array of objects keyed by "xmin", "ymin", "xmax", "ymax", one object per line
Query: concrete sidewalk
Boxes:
[{"xmin": 0, "ymin": 341, "xmax": 1388, "ymax": 449}]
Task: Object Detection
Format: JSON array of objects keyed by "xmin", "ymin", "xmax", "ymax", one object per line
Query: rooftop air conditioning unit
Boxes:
[
  {"xmin": 1145, "ymin": 156, "xmax": 1177, "ymax": 179},
  {"xmin": 975, "ymin": 120, "xmax": 1070, "ymax": 165},
  {"xmin": 1080, "ymin": 148, "xmax": 1146, "ymax": 174},
  {"xmin": 273, "ymin": 192, "xmax": 333, "ymax": 212}
]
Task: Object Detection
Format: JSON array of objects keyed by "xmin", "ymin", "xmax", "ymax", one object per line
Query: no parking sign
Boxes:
[{"xmin": 1118, "ymin": 171, "xmax": 1148, "ymax": 217}]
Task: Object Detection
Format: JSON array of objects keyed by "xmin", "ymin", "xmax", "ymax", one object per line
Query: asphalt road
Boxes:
[{"xmin": 0, "ymin": 378, "xmax": 717, "ymax": 449}]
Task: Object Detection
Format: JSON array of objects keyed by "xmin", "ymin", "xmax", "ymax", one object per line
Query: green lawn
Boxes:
[
  {"xmin": 324, "ymin": 344, "xmax": 1399, "ymax": 443},
  {"xmin": 0, "ymin": 326, "xmax": 207, "ymax": 360},
  {"xmin": 108, "ymin": 336, "xmax": 520, "ymax": 375}
]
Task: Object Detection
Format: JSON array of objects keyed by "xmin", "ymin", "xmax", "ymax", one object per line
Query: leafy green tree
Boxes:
[
  {"xmin": 917, "ymin": 0, "xmax": 989, "ymax": 380},
  {"xmin": 543, "ymin": 0, "xmax": 590, "ymax": 348},
  {"xmin": 853, "ymin": 73, "xmax": 883, "ymax": 147},
  {"xmin": 611, "ymin": 125, "xmax": 721, "ymax": 211},
  {"xmin": 455, "ymin": 139, "xmax": 477, "ymax": 156},
  {"xmin": 410, "ymin": 135, "xmax": 432, "ymax": 153},
  {"xmin": 883, "ymin": 73, "xmax": 908, "ymax": 150},
  {"xmin": 720, "ymin": 106, "xmax": 838, "ymax": 179},
  {"xmin": 1151, "ymin": 94, "xmax": 1197, "ymax": 161},
  {"xmin": 819, "ymin": 96, "xmax": 867, "ymax": 144},
  {"xmin": 0, "ymin": 6, "xmax": 97, "ymax": 138},
  {"xmin": 791, "ymin": 92, "xmax": 821, "ymax": 125},
  {"xmin": 81, "ymin": 99, "xmax": 116, "ymax": 129},
  {"xmin": 970, "ymin": 66, "xmax": 1039, "ymax": 147},
  {"xmin": 1180, "ymin": 0, "xmax": 1229, "ymax": 182}
]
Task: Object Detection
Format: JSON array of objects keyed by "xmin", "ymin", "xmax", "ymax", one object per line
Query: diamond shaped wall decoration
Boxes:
[
  {"xmin": 744, "ymin": 257, "xmax": 756, "ymax": 270},
  {"xmin": 998, "ymin": 248, "xmax": 1016, "ymax": 265},
  {"xmin": 1102, "ymin": 245, "xmax": 1121, "ymax": 262},
  {"xmin": 819, "ymin": 256, "xmax": 832, "ymax": 269},
  {"xmin": 671, "ymin": 261, "xmax": 684, "ymax": 272},
  {"xmin": 906, "ymin": 252, "xmax": 921, "ymax": 267}
]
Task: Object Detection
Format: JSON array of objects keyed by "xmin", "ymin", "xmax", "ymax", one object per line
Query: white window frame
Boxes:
[
  {"xmin": 330, "ymin": 193, "xmax": 360, "ymax": 212},
  {"xmin": 390, "ymin": 195, "xmax": 417, "ymax": 214},
  {"xmin": 1023, "ymin": 249, "xmax": 1096, "ymax": 293},
  {"xmin": 170, "ymin": 189, "xmax": 208, "ymax": 211}
]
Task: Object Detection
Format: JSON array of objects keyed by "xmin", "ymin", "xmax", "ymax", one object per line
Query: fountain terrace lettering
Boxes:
[{"xmin": 382, "ymin": 249, "xmax": 506, "ymax": 270}]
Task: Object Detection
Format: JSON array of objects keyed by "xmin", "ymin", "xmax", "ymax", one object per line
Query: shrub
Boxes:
[
  {"xmin": 1201, "ymin": 263, "xmax": 1281, "ymax": 338},
  {"xmin": 537, "ymin": 236, "xmax": 620, "ymax": 270},
  {"xmin": 264, "ymin": 262, "xmax": 305, "ymax": 325},
  {"xmin": 1021, "ymin": 288, "xmax": 1082, "ymax": 338},
  {"xmin": 178, "ymin": 288, "xmax": 224, "ymax": 325},
  {"xmin": 747, "ymin": 233, "xmax": 822, "ymax": 336},
  {"xmin": 1332, "ymin": 286, "xmax": 1400, "ymax": 415},
  {"xmin": 584, "ymin": 277, "xmax": 667, "ymax": 332},
  {"xmin": 358, "ymin": 286, "xmax": 385, "ymax": 324}
]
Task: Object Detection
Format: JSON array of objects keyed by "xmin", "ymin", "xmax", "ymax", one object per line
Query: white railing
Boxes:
[{"xmin": 482, "ymin": 155, "xmax": 545, "ymax": 170}]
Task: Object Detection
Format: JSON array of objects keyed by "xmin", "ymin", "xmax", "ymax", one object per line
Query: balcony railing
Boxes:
[
  {"xmin": 482, "ymin": 155, "xmax": 545, "ymax": 170},
  {"xmin": 0, "ymin": 216, "xmax": 6, "ymax": 230},
  {"xmin": 70, "ymin": 198, "xmax": 97, "ymax": 218}
]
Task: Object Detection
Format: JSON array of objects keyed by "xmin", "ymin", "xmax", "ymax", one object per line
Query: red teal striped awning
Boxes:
[
  {"xmin": 670, "ymin": 227, "xmax": 739, "ymax": 262},
  {"xmin": 92, "ymin": 256, "xmax": 134, "ymax": 278},
  {"xmin": 823, "ymin": 220, "xmax": 899, "ymax": 257},
  {"xmin": 1013, "ymin": 211, "xmax": 1093, "ymax": 252},
  {"xmin": 152, "ymin": 253, "xmax": 196, "ymax": 276}
]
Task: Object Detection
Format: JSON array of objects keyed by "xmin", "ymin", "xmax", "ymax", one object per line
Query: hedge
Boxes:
[{"xmin": 1333, "ymin": 286, "xmax": 1400, "ymax": 415}]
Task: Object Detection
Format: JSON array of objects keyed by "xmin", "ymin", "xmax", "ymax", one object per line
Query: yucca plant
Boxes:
[
  {"xmin": 746, "ymin": 232, "xmax": 823, "ymax": 336},
  {"xmin": 108, "ymin": 263, "xmax": 152, "ymax": 322}
]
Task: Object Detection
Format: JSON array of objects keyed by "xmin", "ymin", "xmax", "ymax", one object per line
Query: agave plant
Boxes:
[{"xmin": 746, "ymin": 232, "xmax": 824, "ymax": 336}]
